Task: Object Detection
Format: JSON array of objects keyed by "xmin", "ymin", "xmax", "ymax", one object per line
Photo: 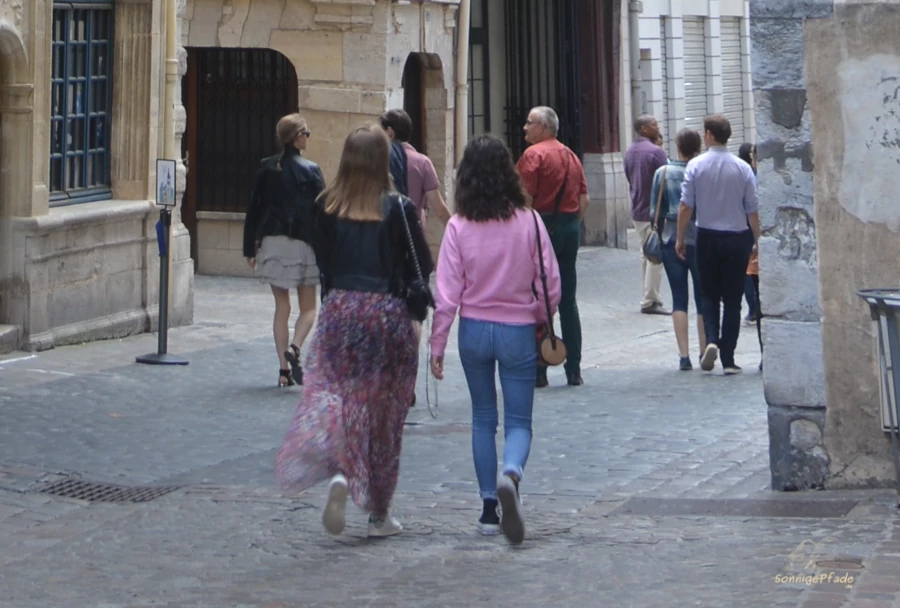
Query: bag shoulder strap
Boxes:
[
  {"xmin": 652, "ymin": 165, "xmax": 668, "ymax": 232},
  {"xmin": 396, "ymin": 195, "xmax": 425, "ymax": 282},
  {"xmin": 531, "ymin": 210, "xmax": 557, "ymax": 347}
]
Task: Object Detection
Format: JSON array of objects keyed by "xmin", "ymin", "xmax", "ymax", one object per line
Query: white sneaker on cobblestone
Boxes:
[
  {"xmin": 497, "ymin": 475, "xmax": 525, "ymax": 545},
  {"xmin": 322, "ymin": 474, "xmax": 348, "ymax": 536},
  {"xmin": 700, "ymin": 344, "xmax": 719, "ymax": 372},
  {"xmin": 367, "ymin": 514, "xmax": 403, "ymax": 538}
]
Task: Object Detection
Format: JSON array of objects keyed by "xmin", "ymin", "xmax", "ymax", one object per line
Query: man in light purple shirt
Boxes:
[
  {"xmin": 676, "ymin": 114, "xmax": 761, "ymax": 375},
  {"xmin": 624, "ymin": 115, "xmax": 670, "ymax": 315}
]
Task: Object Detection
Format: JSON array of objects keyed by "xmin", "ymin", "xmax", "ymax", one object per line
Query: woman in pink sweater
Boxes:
[{"xmin": 429, "ymin": 135, "xmax": 561, "ymax": 544}]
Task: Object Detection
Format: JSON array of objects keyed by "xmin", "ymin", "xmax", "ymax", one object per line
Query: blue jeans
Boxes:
[
  {"xmin": 661, "ymin": 241, "xmax": 703, "ymax": 313},
  {"xmin": 458, "ymin": 317, "xmax": 537, "ymax": 500}
]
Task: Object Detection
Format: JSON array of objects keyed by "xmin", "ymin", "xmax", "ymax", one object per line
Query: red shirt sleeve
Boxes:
[{"xmin": 516, "ymin": 150, "xmax": 540, "ymax": 198}]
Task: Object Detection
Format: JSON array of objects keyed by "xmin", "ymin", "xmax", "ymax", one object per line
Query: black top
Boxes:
[
  {"xmin": 242, "ymin": 146, "xmax": 326, "ymax": 258},
  {"xmin": 312, "ymin": 194, "xmax": 434, "ymax": 298}
]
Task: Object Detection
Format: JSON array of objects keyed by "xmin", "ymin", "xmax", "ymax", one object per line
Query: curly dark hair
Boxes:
[{"xmin": 454, "ymin": 135, "xmax": 526, "ymax": 222}]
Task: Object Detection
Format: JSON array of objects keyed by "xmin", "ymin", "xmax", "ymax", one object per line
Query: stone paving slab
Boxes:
[{"xmin": 0, "ymin": 246, "xmax": 896, "ymax": 607}]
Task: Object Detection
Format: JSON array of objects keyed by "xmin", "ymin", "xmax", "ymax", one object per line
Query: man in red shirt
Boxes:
[{"xmin": 516, "ymin": 106, "xmax": 590, "ymax": 387}]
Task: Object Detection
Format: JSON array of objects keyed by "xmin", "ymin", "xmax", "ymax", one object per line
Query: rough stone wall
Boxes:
[
  {"xmin": 751, "ymin": 0, "xmax": 831, "ymax": 491},
  {"xmin": 806, "ymin": 2, "xmax": 900, "ymax": 488}
]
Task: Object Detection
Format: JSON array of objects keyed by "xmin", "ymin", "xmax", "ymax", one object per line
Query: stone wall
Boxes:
[
  {"xmin": 751, "ymin": 0, "xmax": 830, "ymax": 490},
  {"xmin": 184, "ymin": 0, "xmax": 458, "ymax": 275},
  {"xmin": 807, "ymin": 2, "xmax": 900, "ymax": 488},
  {"xmin": 0, "ymin": 0, "xmax": 194, "ymax": 351},
  {"xmin": 755, "ymin": 0, "xmax": 900, "ymax": 490}
]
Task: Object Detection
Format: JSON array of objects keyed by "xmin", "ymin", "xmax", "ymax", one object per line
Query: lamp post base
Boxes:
[{"xmin": 136, "ymin": 352, "xmax": 189, "ymax": 366}]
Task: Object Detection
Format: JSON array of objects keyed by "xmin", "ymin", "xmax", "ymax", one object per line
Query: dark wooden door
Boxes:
[
  {"xmin": 402, "ymin": 54, "xmax": 426, "ymax": 153},
  {"xmin": 182, "ymin": 48, "xmax": 299, "ymax": 261}
]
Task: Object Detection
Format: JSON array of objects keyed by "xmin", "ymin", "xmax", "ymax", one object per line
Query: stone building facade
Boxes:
[
  {"xmin": 183, "ymin": 0, "xmax": 460, "ymax": 275},
  {"xmin": 0, "ymin": 0, "xmax": 194, "ymax": 353},
  {"xmin": 636, "ymin": 0, "xmax": 754, "ymax": 158},
  {"xmin": 754, "ymin": 0, "xmax": 900, "ymax": 490}
]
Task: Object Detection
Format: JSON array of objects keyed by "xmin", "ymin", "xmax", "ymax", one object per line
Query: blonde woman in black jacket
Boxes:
[{"xmin": 243, "ymin": 114, "xmax": 325, "ymax": 387}]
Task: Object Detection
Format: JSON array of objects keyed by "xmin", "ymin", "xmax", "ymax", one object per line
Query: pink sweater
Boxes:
[{"xmin": 429, "ymin": 208, "xmax": 562, "ymax": 358}]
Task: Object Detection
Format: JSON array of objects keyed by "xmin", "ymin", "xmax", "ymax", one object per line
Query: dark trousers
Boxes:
[
  {"xmin": 538, "ymin": 213, "xmax": 582, "ymax": 376},
  {"xmin": 696, "ymin": 228, "xmax": 754, "ymax": 367}
]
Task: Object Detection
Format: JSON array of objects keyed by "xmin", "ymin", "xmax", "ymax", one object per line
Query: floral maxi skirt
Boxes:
[{"xmin": 275, "ymin": 290, "xmax": 417, "ymax": 515}]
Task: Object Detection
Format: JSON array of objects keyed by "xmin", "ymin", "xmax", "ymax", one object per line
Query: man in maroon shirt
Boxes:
[
  {"xmin": 517, "ymin": 106, "xmax": 590, "ymax": 387},
  {"xmin": 624, "ymin": 115, "xmax": 670, "ymax": 315}
]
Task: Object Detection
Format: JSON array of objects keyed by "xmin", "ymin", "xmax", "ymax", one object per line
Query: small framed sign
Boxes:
[{"xmin": 156, "ymin": 159, "xmax": 177, "ymax": 207}]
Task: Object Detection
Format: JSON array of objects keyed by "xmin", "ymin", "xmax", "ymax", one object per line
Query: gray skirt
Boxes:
[{"xmin": 256, "ymin": 235, "xmax": 319, "ymax": 290}]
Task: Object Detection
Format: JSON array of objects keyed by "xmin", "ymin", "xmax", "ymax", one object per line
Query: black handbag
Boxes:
[{"xmin": 397, "ymin": 197, "xmax": 434, "ymax": 322}]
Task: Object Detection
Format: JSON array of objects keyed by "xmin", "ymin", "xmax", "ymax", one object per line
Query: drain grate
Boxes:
[{"xmin": 36, "ymin": 479, "xmax": 181, "ymax": 503}]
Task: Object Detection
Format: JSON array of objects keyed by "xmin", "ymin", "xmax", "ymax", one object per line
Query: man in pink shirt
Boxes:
[{"xmin": 379, "ymin": 109, "xmax": 452, "ymax": 229}]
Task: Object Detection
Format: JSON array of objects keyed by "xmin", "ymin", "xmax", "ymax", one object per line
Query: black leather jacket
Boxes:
[
  {"xmin": 312, "ymin": 194, "xmax": 434, "ymax": 298},
  {"xmin": 242, "ymin": 146, "xmax": 325, "ymax": 257}
]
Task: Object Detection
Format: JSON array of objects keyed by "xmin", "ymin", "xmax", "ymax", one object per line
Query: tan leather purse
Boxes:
[{"xmin": 531, "ymin": 210, "xmax": 566, "ymax": 366}]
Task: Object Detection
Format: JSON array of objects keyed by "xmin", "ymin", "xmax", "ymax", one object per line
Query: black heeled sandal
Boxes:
[
  {"xmin": 284, "ymin": 344, "xmax": 303, "ymax": 385},
  {"xmin": 278, "ymin": 368, "xmax": 295, "ymax": 388}
]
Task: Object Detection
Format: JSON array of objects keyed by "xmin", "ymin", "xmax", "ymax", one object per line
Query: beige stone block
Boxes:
[
  {"xmin": 300, "ymin": 109, "xmax": 351, "ymax": 137},
  {"xmin": 279, "ymin": 0, "xmax": 316, "ymax": 30},
  {"xmin": 105, "ymin": 271, "xmax": 143, "ymax": 315},
  {"xmin": 218, "ymin": 0, "xmax": 252, "ymax": 47},
  {"xmin": 187, "ymin": 0, "xmax": 225, "ymax": 46},
  {"xmin": 198, "ymin": 246, "xmax": 254, "ymax": 277},
  {"xmin": 240, "ymin": 0, "xmax": 284, "ymax": 48},
  {"xmin": 271, "ymin": 30, "xmax": 343, "ymax": 82},
  {"xmin": 306, "ymin": 136, "xmax": 348, "ymax": 183},
  {"xmin": 298, "ymin": 86, "xmax": 361, "ymax": 113},
  {"xmin": 360, "ymin": 91, "xmax": 388, "ymax": 115},
  {"xmin": 347, "ymin": 112, "xmax": 381, "ymax": 128},
  {"xmin": 198, "ymin": 219, "xmax": 231, "ymax": 250},
  {"xmin": 100, "ymin": 242, "xmax": 145, "ymax": 277},
  {"xmin": 228, "ymin": 218, "xmax": 245, "ymax": 250},
  {"xmin": 50, "ymin": 279, "xmax": 107, "ymax": 328},
  {"xmin": 342, "ymin": 33, "xmax": 388, "ymax": 86}
]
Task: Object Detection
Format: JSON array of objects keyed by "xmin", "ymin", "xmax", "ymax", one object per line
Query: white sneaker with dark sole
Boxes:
[
  {"xmin": 700, "ymin": 344, "xmax": 719, "ymax": 372},
  {"xmin": 322, "ymin": 474, "xmax": 348, "ymax": 536},
  {"xmin": 367, "ymin": 515, "xmax": 403, "ymax": 538},
  {"xmin": 497, "ymin": 476, "xmax": 525, "ymax": 545}
]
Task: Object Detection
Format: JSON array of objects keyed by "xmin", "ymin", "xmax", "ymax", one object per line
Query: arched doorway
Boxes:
[
  {"xmin": 182, "ymin": 48, "xmax": 298, "ymax": 269},
  {"xmin": 401, "ymin": 53, "xmax": 444, "ymax": 158}
]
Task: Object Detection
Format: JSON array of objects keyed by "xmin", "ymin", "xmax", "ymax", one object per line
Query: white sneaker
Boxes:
[
  {"xmin": 367, "ymin": 514, "xmax": 403, "ymax": 538},
  {"xmin": 700, "ymin": 344, "xmax": 719, "ymax": 372},
  {"xmin": 322, "ymin": 474, "xmax": 348, "ymax": 536},
  {"xmin": 497, "ymin": 475, "xmax": 525, "ymax": 545}
]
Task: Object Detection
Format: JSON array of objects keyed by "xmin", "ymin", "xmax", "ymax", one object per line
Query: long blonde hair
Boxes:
[
  {"xmin": 318, "ymin": 124, "xmax": 392, "ymax": 221},
  {"xmin": 275, "ymin": 114, "xmax": 308, "ymax": 170}
]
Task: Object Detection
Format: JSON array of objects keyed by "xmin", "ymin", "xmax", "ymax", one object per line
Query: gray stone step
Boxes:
[{"xmin": 0, "ymin": 325, "xmax": 20, "ymax": 355}]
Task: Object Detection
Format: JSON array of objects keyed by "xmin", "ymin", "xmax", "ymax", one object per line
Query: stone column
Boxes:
[
  {"xmin": 112, "ymin": 0, "xmax": 154, "ymax": 200},
  {"xmin": 751, "ymin": 0, "xmax": 830, "ymax": 491},
  {"xmin": 0, "ymin": 82, "xmax": 34, "ymax": 326},
  {"xmin": 170, "ymin": 0, "xmax": 194, "ymax": 326}
]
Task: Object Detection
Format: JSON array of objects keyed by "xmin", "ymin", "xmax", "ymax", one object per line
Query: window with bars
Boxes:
[{"xmin": 50, "ymin": 1, "xmax": 114, "ymax": 205}]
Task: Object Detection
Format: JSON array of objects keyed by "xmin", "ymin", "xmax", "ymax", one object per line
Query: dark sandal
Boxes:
[
  {"xmin": 278, "ymin": 368, "xmax": 295, "ymax": 388},
  {"xmin": 284, "ymin": 345, "xmax": 303, "ymax": 385}
]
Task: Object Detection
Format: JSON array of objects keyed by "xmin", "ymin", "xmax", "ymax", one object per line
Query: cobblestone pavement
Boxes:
[{"xmin": 1, "ymin": 246, "xmax": 899, "ymax": 607}]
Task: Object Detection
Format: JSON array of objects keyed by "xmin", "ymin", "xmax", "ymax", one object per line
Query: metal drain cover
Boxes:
[
  {"xmin": 37, "ymin": 478, "xmax": 180, "ymax": 503},
  {"xmin": 609, "ymin": 497, "xmax": 859, "ymax": 519}
]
